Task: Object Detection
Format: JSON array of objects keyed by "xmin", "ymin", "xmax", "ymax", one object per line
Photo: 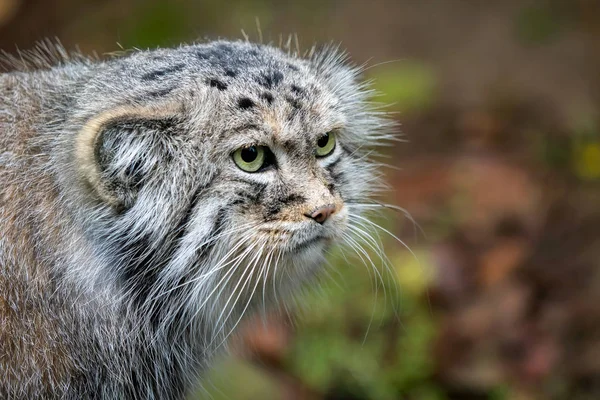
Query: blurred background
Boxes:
[{"xmin": 2, "ymin": 0, "xmax": 599, "ymax": 398}]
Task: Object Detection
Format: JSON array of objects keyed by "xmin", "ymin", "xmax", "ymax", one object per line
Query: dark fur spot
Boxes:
[
  {"xmin": 326, "ymin": 157, "xmax": 342, "ymax": 170},
  {"xmin": 329, "ymin": 166, "xmax": 345, "ymax": 184},
  {"xmin": 207, "ymin": 78, "xmax": 227, "ymax": 91},
  {"xmin": 280, "ymin": 141, "xmax": 305, "ymax": 159},
  {"xmin": 285, "ymin": 96, "xmax": 301, "ymax": 109},
  {"xmin": 263, "ymin": 193, "xmax": 305, "ymax": 219},
  {"xmin": 229, "ymin": 180, "xmax": 267, "ymax": 202},
  {"xmin": 235, "ymin": 123, "xmax": 260, "ymax": 132},
  {"xmin": 256, "ymin": 71, "xmax": 284, "ymax": 89},
  {"xmin": 264, "ymin": 202, "xmax": 281, "ymax": 218},
  {"xmin": 195, "ymin": 45, "xmax": 250, "ymax": 70},
  {"xmin": 287, "ymin": 63, "xmax": 299, "ymax": 71},
  {"xmin": 285, "ymin": 95, "xmax": 302, "ymax": 120},
  {"xmin": 290, "ymin": 85, "xmax": 305, "ymax": 95},
  {"xmin": 146, "ymin": 86, "xmax": 176, "ymax": 98},
  {"xmin": 141, "ymin": 64, "xmax": 185, "ymax": 81},
  {"xmin": 238, "ymin": 97, "xmax": 255, "ymax": 110},
  {"xmin": 326, "ymin": 157, "xmax": 345, "ymax": 186},
  {"xmin": 280, "ymin": 140, "xmax": 296, "ymax": 154},
  {"xmin": 260, "ymin": 92, "xmax": 274, "ymax": 104},
  {"xmin": 279, "ymin": 193, "xmax": 306, "ymax": 206},
  {"xmin": 230, "ymin": 197, "xmax": 247, "ymax": 206},
  {"xmin": 234, "ymin": 189, "xmax": 256, "ymax": 203},
  {"xmin": 216, "ymin": 43, "xmax": 233, "ymax": 52}
]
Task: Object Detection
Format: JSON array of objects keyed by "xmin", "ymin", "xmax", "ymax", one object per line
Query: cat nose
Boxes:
[{"xmin": 305, "ymin": 204, "xmax": 336, "ymax": 224}]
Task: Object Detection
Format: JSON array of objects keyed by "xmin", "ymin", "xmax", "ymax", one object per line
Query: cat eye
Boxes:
[
  {"xmin": 315, "ymin": 131, "xmax": 336, "ymax": 157},
  {"xmin": 232, "ymin": 145, "xmax": 266, "ymax": 172}
]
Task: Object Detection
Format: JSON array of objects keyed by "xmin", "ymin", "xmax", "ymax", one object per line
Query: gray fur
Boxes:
[{"xmin": 0, "ymin": 40, "xmax": 394, "ymax": 399}]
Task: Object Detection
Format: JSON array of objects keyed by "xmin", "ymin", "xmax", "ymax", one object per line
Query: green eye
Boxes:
[
  {"xmin": 233, "ymin": 145, "xmax": 266, "ymax": 172},
  {"xmin": 316, "ymin": 131, "xmax": 336, "ymax": 157}
]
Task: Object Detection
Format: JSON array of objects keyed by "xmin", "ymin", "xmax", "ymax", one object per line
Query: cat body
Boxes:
[{"xmin": 0, "ymin": 41, "xmax": 391, "ymax": 399}]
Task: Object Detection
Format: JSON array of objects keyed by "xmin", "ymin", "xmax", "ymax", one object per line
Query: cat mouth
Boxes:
[
  {"xmin": 292, "ymin": 234, "xmax": 329, "ymax": 252},
  {"xmin": 257, "ymin": 227, "xmax": 330, "ymax": 253},
  {"xmin": 256, "ymin": 213, "xmax": 345, "ymax": 254}
]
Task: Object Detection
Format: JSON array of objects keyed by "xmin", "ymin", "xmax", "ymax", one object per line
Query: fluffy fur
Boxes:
[{"xmin": 0, "ymin": 40, "xmax": 394, "ymax": 399}]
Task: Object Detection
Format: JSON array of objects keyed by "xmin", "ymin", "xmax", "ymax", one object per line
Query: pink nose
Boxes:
[{"xmin": 306, "ymin": 204, "xmax": 336, "ymax": 224}]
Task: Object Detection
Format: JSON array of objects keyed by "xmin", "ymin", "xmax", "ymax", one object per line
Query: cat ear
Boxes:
[{"xmin": 76, "ymin": 105, "xmax": 182, "ymax": 210}]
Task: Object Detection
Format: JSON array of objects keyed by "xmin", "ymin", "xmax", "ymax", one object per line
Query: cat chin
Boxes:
[
  {"xmin": 294, "ymin": 238, "xmax": 326, "ymax": 255},
  {"xmin": 277, "ymin": 243, "xmax": 330, "ymax": 296},
  {"xmin": 286, "ymin": 238, "xmax": 329, "ymax": 271}
]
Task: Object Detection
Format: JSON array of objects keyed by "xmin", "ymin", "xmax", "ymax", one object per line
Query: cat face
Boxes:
[{"xmin": 71, "ymin": 40, "xmax": 392, "ymax": 337}]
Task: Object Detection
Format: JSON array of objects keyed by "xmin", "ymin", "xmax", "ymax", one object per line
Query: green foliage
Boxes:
[
  {"xmin": 200, "ymin": 357, "xmax": 280, "ymax": 400},
  {"xmin": 369, "ymin": 61, "xmax": 438, "ymax": 115},
  {"xmin": 289, "ymin": 247, "xmax": 442, "ymax": 399},
  {"xmin": 572, "ymin": 118, "xmax": 600, "ymax": 181},
  {"xmin": 515, "ymin": 4, "xmax": 565, "ymax": 45},
  {"xmin": 124, "ymin": 1, "xmax": 192, "ymax": 48}
]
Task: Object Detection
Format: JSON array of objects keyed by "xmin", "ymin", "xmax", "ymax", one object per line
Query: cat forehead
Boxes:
[
  {"xmin": 117, "ymin": 41, "xmax": 324, "ymax": 97},
  {"xmin": 103, "ymin": 41, "xmax": 343, "ymax": 134}
]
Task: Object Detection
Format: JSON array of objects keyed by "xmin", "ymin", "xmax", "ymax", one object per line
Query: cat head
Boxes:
[{"xmin": 66, "ymin": 40, "xmax": 394, "ymax": 339}]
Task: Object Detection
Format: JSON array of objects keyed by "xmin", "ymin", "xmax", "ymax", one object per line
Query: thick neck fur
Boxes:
[
  {"xmin": 1, "ymin": 71, "xmax": 184, "ymax": 399},
  {"xmin": 1, "ymin": 68, "xmax": 208, "ymax": 399}
]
